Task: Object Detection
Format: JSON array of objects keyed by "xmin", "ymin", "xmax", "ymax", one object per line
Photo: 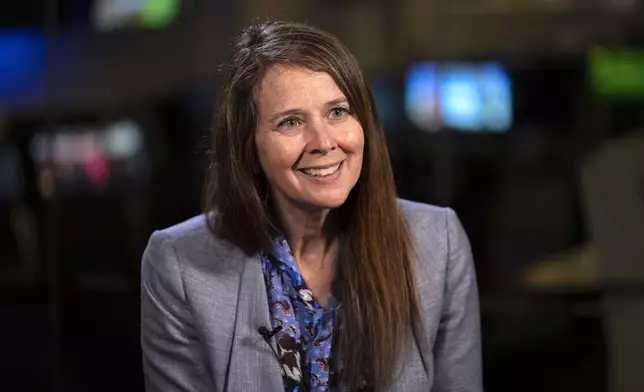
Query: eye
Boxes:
[
  {"xmin": 329, "ymin": 107, "xmax": 350, "ymax": 119},
  {"xmin": 278, "ymin": 117, "xmax": 300, "ymax": 129}
]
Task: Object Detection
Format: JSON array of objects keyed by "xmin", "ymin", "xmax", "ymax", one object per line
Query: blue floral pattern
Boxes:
[{"xmin": 261, "ymin": 237, "xmax": 337, "ymax": 392}]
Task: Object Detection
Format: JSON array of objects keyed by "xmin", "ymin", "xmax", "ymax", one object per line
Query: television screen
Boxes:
[
  {"xmin": 405, "ymin": 63, "xmax": 440, "ymax": 132},
  {"xmin": 0, "ymin": 29, "xmax": 45, "ymax": 104},
  {"xmin": 405, "ymin": 62, "xmax": 512, "ymax": 132},
  {"xmin": 30, "ymin": 120, "xmax": 149, "ymax": 195},
  {"xmin": 93, "ymin": 0, "xmax": 181, "ymax": 31},
  {"xmin": 589, "ymin": 46, "xmax": 644, "ymax": 99}
]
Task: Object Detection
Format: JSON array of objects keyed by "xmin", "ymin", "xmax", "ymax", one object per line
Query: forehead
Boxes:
[{"xmin": 255, "ymin": 64, "xmax": 345, "ymax": 110}]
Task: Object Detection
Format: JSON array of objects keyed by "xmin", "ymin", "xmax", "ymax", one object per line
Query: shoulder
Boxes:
[
  {"xmin": 149, "ymin": 212, "xmax": 240, "ymax": 257},
  {"xmin": 153, "ymin": 214, "xmax": 213, "ymax": 249},
  {"xmin": 141, "ymin": 213, "xmax": 246, "ymax": 289},
  {"xmin": 397, "ymin": 198, "xmax": 473, "ymax": 284},
  {"xmin": 397, "ymin": 198, "xmax": 465, "ymax": 250},
  {"xmin": 144, "ymin": 214, "xmax": 215, "ymax": 267},
  {"xmin": 398, "ymin": 198, "xmax": 451, "ymax": 233}
]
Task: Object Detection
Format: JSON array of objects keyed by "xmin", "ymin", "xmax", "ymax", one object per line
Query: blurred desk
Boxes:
[
  {"xmin": 520, "ymin": 243, "xmax": 600, "ymax": 293},
  {"xmin": 481, "ymin": 248, "xmax": 606, "ymax": 392},
  {"xmin": 481, "ymin": 288, "xmax": 606, "ymax": 392},
  {"xmin": 482, "ymin": 241, "xmax": 644, "ymax": 392}
]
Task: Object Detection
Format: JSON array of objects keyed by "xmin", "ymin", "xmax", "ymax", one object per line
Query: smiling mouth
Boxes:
[{"xmin": 298, "ymin": 162, "xmax": 342, "ymax": 177}]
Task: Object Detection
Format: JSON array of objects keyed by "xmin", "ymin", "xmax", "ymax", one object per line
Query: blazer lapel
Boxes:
[{"xmin": 226, "ymin": 253, "xmax": 285, "ymax": 392}]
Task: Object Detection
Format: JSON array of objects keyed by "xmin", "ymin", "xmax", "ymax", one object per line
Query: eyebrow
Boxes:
[{"xmin": 268, "ymin": 96, "xmax": 349, "ymax": 123}]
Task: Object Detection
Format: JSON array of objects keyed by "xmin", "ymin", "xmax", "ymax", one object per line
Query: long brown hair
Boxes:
[{"xmin": 203, "ymin": 21, "xmax": 421, "ymax": 391}]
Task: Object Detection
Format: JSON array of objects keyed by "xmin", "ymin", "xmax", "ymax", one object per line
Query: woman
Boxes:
[{"xmin": 141, "ymin": 21, "xmax": 481, "ymax": 392}]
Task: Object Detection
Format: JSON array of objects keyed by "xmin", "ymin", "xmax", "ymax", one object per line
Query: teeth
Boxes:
[{"xmin": 300, "ymin": 163, "xmax": 341, "ymax": 177}]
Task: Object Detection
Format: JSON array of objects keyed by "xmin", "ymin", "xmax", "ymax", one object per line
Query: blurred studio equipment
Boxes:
[{"xmin": 582, "ymin": 132, "xmax": 644, "ymax": 392}]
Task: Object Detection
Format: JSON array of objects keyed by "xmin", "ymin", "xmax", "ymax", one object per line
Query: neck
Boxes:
[{"xmin": 272, "ymin": 198, "xmax": 339, "ymax": 268}]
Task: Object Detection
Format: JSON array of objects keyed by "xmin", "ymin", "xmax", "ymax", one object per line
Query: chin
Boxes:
[{"xmin": 303, "ymin": 192, "xmax": 350, "ymax": 210}]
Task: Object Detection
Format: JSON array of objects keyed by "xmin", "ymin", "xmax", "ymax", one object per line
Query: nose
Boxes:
[{"xmin": 305, "ymin": 121, "xmax": 337, "ymax": 155}]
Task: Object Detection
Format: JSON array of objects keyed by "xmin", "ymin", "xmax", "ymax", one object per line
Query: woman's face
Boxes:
[{"xmin": 254, "ymin": 64, "xmax": 364, "ymax": 213}]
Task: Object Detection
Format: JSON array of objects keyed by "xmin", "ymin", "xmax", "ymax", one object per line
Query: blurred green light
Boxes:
[
  {"xmin": 139, "ymin": 0, "xmax": 180, "ymax": 28},
  {"xmin": 590, "ymin": 46, "xmax": 644, "ymax": 98}
]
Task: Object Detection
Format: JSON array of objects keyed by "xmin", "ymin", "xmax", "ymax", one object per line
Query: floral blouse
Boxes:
[{"xmin": 261, "ymin": 237, "xmax": 337, "ymax": 392}]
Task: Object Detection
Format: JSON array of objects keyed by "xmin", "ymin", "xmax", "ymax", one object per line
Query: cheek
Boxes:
[
  {"xmin": 346, "ymin": 125, "xmax": 365, "ymax": 154},
  {"xmin": 358, "ymin": 131, "xmax": 365, "ymax": 152},
  {"xmin": 256, "ymin": 134, "xmax": 300, "ymax": 171}
]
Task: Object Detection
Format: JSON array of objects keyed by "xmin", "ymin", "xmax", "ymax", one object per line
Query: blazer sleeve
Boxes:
[
  {"xmin": 141, "ymin": 231, "xmax": 214, "ymax": 392},
  {"xmin": 433, "ymin": 208, "xmax": 483, "ymax": 392}
]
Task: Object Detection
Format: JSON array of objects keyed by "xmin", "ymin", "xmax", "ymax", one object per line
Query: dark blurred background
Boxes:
[{"xmin": 1, "ymin": 0, "xmax": 643, "ymax": 391}]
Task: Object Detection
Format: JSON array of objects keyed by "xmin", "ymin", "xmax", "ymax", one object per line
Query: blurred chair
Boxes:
[
  {"xmin": 483, "ymin": 128, "xmax": 582, "ymax": 291},
  {"xmin": 581, "ymin": 131, "xmax": 644, "ymax": 392},
  {"xmin": 474, "ymin": 128, "xmax": 608, "ymax": 391}
]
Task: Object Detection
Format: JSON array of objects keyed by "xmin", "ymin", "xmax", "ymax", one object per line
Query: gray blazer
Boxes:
[{"xmin": 141, "ymin": 199, "xmax": 482, "ymax": 392}]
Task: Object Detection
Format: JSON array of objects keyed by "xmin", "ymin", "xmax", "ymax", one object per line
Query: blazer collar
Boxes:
[{"xmin": 223, "ymin": 251, "xmax": 285, "ymax": 392}]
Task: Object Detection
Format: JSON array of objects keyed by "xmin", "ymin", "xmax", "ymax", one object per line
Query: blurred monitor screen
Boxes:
[
  {"xmin": 405, "ymin": 62, "xmax": 512, "ymax": 133},
  {"xmin": 0, "ymin": 29, "xmax": 45, "ymax": 104},
  {"xmin": 30, "ymin": 120, "xmax": 149, "ymax": 195},
  {"xmin": 589, "ymin": 47, "xmax": 644, "ymax": 99},
  {"xmin": 93, "ymin": 0, "xmax": 181, "ymax": 31},
  {"xmin": 0, "ymin": 145, "xmax": 25, "ymax": 201}
]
